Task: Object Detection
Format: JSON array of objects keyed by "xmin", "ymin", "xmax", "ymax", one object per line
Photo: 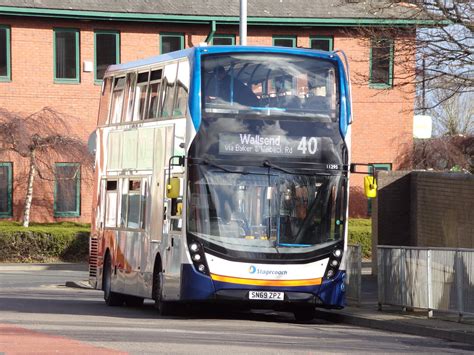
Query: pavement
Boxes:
[
  {"xmin": 315, "ymin": 264, "xmax": 474, "ymax": 347},
  {"xmin": 2, "ymin": 262, "xmax": 473, "ymax": 348}
]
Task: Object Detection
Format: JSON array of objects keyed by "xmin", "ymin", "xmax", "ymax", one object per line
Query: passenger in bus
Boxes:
[
  {"xmin": 272, "ymin": 77, "xmax": 300, "ymax": 109},
  {"xmin": 304, "ymin": 82, "xmax": 330, "ymax": 113},
  {"xmin": 209, "ymin": 66, "xmax": 259, "ymax": 107}
]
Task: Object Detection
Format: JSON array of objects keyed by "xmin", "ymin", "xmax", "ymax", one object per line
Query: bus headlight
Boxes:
[
  {"xmin": 189, "ymin": 243, "xmax": 199, "ymax": 252},
  {"xmin": 187, "ymin": 238, "xmax": 209, "ymax": 276},
  {"xmin": 325, "ymin": 246, "xmax": 343, "ymax": 279}
]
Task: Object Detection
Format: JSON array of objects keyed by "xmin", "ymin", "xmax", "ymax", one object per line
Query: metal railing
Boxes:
[
  {"xmin": 345, "ymin": 244, "xmax": 362, "ymax": 306},
  {"xmin": 378, "ymin": 246, "xmax": 474, "ymax": 321}
]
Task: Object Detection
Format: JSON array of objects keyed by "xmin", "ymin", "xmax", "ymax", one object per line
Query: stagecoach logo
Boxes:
[{"xmin": 248, "ymin": 265, "xmax": 287, "ymax": 276}]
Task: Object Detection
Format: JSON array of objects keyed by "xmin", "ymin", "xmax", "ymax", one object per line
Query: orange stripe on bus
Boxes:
[{"xmin": 210, "ymin": 273, "xmax": 322, "ymax": 287}]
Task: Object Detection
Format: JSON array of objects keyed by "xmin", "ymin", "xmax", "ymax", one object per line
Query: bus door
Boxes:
[{"xmin": 162, "ymin": 122, "xmax": 186, "ymax": 300}]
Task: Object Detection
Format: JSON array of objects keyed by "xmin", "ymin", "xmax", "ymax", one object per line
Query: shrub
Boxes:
[
  {"xmin": 0, "ymin": 222, "xmax": 90, "ymax": 262},
  {"xmin": 348, "ymin": 219, "xmax": 372, "ymax": 258}
]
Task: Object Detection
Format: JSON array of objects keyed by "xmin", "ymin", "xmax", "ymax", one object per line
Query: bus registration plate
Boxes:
[{"xmin": 249, "ymin": 291, "xmax": 284, "ymax": 301}]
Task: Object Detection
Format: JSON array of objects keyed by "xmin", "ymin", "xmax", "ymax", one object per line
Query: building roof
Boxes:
[{"xmin": 0, "ymin": 0, "xmax": 429, "ymax": 26}]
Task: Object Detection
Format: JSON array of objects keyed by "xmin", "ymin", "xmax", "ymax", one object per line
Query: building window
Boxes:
[
  {"xmin": 212, "ymin": 34, "xmax": 235, "ymax": 46},
  {"xmin": 0, "ymin": 162, "xmax": 13, "ymax": 218},
  {"xmin": 95, "ymin": 31, "xmax": 120, "ymax": 82},
  {"xmin": 310, "ymin": 36, "xmax": 333, "ymax": 51},
  {"xmin": 273, "ymin": 36, "xmax": 296, "ymax": 47},
  {"xmin": 54, "ymin": 28, "xmax": 79, "ymax": 83},
  {"xmin": 54, "ymin": 163, "xmax": 80, "ymax": 217},
  {"xmin": 161, "ymin": 33, "xmax": 184, "ymax": 54},
  {"xmin": 367, "ymin": 163, "xmax": 392, "ymax": 216},
  {"xmin": 0, "ymin": 25, "xmax": 11, "ymax": 81},
  {"xmin": 370, "ymin": 38, "xmax": 394, "ymax": 88}
]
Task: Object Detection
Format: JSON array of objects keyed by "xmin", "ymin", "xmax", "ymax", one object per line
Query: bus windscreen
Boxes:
[{"xmin": 202, "ymin": 53, "xmax": 339, "ymax": 121}]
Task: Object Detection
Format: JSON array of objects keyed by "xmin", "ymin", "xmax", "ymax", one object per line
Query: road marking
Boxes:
[{"xmin": 0, "ymin": 324, "xmax": 126, "ymax": 354}]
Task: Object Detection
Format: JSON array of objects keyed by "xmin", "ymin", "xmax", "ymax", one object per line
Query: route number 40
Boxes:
[{"xmin": 297, "ymin": 137, "xmax": 318, "ymax": 155}]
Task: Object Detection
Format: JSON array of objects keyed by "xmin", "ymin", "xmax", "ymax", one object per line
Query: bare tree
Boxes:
[
  {"xmin": 0, "ymin": 107, "xmax": 94, "ymax": 227},
  {"xmin": 427, "ymin": 87, "xmax": 474, "ymax": 135},
  {"xmin": 397, "ymin": 135, "xmax": 474, "ymax": 172},
  {"xmin": 337, "ymin": 0, "xmax": 473, "ymax": 110}
]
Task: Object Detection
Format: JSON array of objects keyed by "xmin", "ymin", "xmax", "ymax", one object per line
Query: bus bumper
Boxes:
[{"xmin": 180, "ymin": 264, "xmax": 346, "ymax": 309}]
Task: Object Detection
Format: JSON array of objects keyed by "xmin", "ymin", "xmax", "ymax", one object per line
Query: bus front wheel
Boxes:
[
  {"xmin": 103, "ymin": 255, "xmax": 124, "ymax": 306},
  {"xmin": 153, "ymin": 270, "xmax": 174, "ymax": 316}
]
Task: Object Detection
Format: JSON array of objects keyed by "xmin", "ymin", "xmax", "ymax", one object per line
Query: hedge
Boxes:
[
  {"xmin": 348, "ymin": 219, "xmax": 372, "ymax": 258},
  {"xmin": 0, "ymin": 218, "xmax": 372, "ymax": 262},
  {"xmin": 0, "ymin": 222, "xmax": 90, "ymax": 263}
]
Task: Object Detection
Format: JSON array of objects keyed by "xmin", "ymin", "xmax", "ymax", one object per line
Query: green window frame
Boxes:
[
  {"xmin": 0, "ymin": 25, "xmax": 11, "ymax": 82},
  {"xmin": 272, "ymin": 35, "xmax": 296, "ymax": 48},
  {"xmin": 310, "ymin": 36, "xmax": 333, "ymax": 51},
  {"xmin": 54, "ymin": 163, "xmax": 81, "ymax": 217},
  {"xmin": 160, "ymin": 33, "xmax": 184, "ymax": 54},
  {"xmin": 367, "ymin": 163, "xmax": 392, "ymax": 216},
  {"xmin": 369, "ymin": 38, "xmax": 394, "ymax": 89},
  {"xmin": 53, "ymin": 28, "xmax": 80, "ymax": 84},
  {"xmin": 212, "ymin": 34, "xmax": 236, "ymax": 46},
  {"xmin": 0, "ymin": 162, "xmax": 13, "ymax": 218},
  {"xmin": 94, "ymin": 30, "xmax": 120, "ymax": 84}
]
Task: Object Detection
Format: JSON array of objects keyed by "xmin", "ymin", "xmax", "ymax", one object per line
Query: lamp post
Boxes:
[{"xmin": 240, "ymin": 0, "xmax": 247, "ymax": 45}]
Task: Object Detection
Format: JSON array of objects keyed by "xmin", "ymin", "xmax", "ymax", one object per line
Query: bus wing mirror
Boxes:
[
  {"xmin": 167, "ymin": 177, "xmax": 180, "ymax": 199},
  {"xmin": 364, "ymin": 176, "xmax": 377, "ymax": 198}
]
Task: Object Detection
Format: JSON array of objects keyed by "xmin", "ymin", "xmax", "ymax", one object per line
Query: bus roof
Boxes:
[{"xmin": 105, "ymin": 45, "xmax": 339, "ymax": 76}]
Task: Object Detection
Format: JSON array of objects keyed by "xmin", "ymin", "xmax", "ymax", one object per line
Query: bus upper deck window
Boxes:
[
  {"xmin": 161, "ymin": 63, "xmax": 178, "ymax": 118},
  {"xmin": 110, "ymin": 77, "xmax": 125, "ymax": 124},
  {"xmin": 147, "ymin": 69, "xmax": 163, "ymax": 119},
  {"xmin": 174, "ymin": 61, "xmax": 190, "ymax": 117},
  {"xmin": 132, "ymin": 71, "xmax": 150, "ymax": 121},
  {"xmin": 98, "ymin": 77, "xmax": 112, "ymax": 126}
]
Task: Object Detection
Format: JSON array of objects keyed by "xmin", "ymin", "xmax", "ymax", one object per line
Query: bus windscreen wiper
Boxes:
[
  {"xmin": 202, "ymin": 159, "xmax": 249, "ymax": 175},
  {"xmin": 263, "ymin": 160, "xmax": 295, "ymax": 174}
]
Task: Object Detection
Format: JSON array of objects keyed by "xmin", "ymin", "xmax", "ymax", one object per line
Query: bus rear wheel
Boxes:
[
  {"xmin": 103, "ymin": 255, "xmax": 124, "ymax": 307},
  {"xmin": 153, "ymin": 270, "xmax": 174, "ymax": 316}
]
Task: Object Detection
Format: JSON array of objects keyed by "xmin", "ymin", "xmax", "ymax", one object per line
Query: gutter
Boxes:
[{"xmin": 0, "ymin": 6, "xmax": 439, "ymax": 27}]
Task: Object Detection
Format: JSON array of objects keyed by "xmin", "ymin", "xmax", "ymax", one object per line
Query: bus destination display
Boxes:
[{"xmin": 219, "ymin": 133, "xmax": 320, "ymax": 157}]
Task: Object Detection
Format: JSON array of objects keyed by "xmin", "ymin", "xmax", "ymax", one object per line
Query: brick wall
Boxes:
[
  {"xmin": 373, "ymin": 171, "xmax": 474, "ymax": 272},
  {"xmin": 0, "ymin": 16, "xmax": 415, "ymax": 222},
  {"xmin": 412, "ymin": 172, "xmax": 474, "ymax": 248}
]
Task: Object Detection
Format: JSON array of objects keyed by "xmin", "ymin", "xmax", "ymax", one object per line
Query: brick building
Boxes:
[{"xmin": 0, "ymin": 0, "xmax": 423, "ymax": 222}]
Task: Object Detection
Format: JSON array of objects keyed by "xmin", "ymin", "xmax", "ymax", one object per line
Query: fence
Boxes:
[
  {"xmin": 345, "ymin": 244, "xmax": 362, "ymax": 306},
  {"xmin": 378, "ymin": 246, "xmax": 474, "ymax": 321}
]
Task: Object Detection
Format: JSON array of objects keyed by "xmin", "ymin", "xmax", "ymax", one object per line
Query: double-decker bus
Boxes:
[{"xmin": 89, "ymin": 45, "xmax": 353, "ymax": 321}]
